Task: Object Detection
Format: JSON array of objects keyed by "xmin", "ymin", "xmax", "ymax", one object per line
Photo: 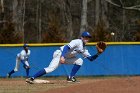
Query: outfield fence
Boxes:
[{"xmin": 0, "ymin": 42, "xmax": 140, "ymax": 77}]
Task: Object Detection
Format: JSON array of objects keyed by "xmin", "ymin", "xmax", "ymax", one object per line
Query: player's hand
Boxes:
[{"xmin": 60, "ymin": 56, "xmax": 65, "ymax": 64}]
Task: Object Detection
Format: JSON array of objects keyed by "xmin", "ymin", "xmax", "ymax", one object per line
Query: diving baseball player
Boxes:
[
  {"xmin": 7, "ymin": 44, "xmax": 31, "ymax": 78},
  {"xmin": 26, "ymin": 31, "xmax": 105, "ymax": 83}
]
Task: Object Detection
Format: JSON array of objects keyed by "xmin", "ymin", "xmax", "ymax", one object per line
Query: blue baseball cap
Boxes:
[
  {"xmin": 81, "ymin": 31, "xmax": 92, "ymax": 38},
  {"xmin": 23, "ymin": 44, "xmax": 29, "ymax": 48}
]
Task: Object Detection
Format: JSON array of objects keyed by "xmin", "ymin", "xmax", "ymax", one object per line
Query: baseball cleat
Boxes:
[
  {"xmin": 6, "ymin": 73, "xmax": 10, "ymax": 78},
  {"xmin": 67, "ymin": 76, "xmax": 80, "ymax": 83},
  {"xmin": 26, "ymin": 78, "xmax": 34, "ymax": 84}
]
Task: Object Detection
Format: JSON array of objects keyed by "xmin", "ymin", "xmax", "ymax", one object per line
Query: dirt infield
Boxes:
[
  {"xmin": 41, "ymin": 76, "xmax": 140, "ymax": 93},
  {"xmin": 0, "ymin": 76, "xmax": 140, "ymax": 93}
]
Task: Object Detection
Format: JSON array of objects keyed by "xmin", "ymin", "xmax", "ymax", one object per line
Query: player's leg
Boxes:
[
  {"xmin": 33, "ymin": 50, "xmax": 61, "ymax": 79},
  {"xmin": 7, "ymin": 57, "xmax": 20, "ymax": 78},
  {"xmin": 26, "ymin": 50, "xmax": 61, "ymax": 83},
  {"xmin": 24, "ymin": 61, "xmax": 30, "ymax": 78},
  {"xmin": 65, "ymin": 57, "xmax": 83, "ymax": 82}
]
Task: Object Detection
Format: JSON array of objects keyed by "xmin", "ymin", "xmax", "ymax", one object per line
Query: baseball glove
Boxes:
[{"xmin": 96, "ymin": 41, "xmax": 107, "ymax": 54}]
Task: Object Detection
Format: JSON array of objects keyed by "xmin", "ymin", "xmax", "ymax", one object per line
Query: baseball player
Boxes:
[
  {"xmin": 26, "ymin": 31, "xmax": 105, "ymax": 83},
  {"xmin": 7, "ymin": 44, "xmax": 31, "ymax": 78}
]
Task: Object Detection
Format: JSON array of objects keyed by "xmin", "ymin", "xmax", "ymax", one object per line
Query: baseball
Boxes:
[{"xmin": 111, "ymin": 32, "xmax": 115, "ymax": 36}]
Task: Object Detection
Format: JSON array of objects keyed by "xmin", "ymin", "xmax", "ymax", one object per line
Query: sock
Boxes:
[
  {"xmin": 32, "ymin": 69, "xmax": 46, "ymax": 79},
  {"xmin": 70, "ymin": 64, "xmax": 81, "ymax": 78},
  {"xmin": 26, "ymin": 69, "xmax": 30, "ymax": 78},
  {"xmin": 8, "ymin": 70, "xmax": 15, "ymax": 76}
]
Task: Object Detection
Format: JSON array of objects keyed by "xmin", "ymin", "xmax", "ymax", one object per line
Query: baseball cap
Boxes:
[
  {"xmin": 81, "ymin": 31, "xmax": 92, "ymax": 38},
  {"xmin": 23, "ymin": 44, "xmax": 29, "ymax": 48}
]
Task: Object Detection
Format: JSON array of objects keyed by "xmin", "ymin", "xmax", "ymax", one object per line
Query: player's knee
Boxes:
[
  {"xmin": 23, "ymin": 65, "xmax": 30, "ymax": 69},
  {"xmin": 14, "ymin": 69, "xmax": 18, "ymax": 72},
  {"xmin": 25, "ymin": 67, "xmax": 30, "ymax": 70},
  {"xmin": 44, "ymin": 67, "xmax": 55, "ymax": 73},
  {"xmin": 75, "ymin": 58, "xmax": 83, "ymax": 66}
]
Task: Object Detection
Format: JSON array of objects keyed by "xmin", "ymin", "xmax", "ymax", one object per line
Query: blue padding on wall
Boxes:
[{"xmin": 0, "ymin": 45, "xmax": 140, "ymax": 77}]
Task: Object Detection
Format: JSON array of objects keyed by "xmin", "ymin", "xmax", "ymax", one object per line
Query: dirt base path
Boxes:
[
  {"xmin": 42, "ymin": 76, "xmax": 140, "ymax": 93},
  {"xmin": 0, "ymin": 76, "xmax": 140, "ymax": 93}
]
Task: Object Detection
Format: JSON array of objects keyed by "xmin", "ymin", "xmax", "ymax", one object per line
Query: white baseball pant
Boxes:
[
  {"xmin": 14, "ymin": 57, "xmax": 29, "ymax": 71},
  {"xmin": 44, "ymin": 50, "xmax": 83, "ymax": 73}
]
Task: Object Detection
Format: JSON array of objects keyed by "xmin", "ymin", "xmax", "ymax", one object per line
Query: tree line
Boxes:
[{"xmin": 0, "ymin": 0, "xmax": 140, "ymax": 43}]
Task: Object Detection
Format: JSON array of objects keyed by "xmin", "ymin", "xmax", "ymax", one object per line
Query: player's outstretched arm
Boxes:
[
  {"xmin": 87, "ymin": 53, "xmax": 100, "ymax": 61},
  {"xmin": 87, "ymin": 41, "xmax": 107, "ymax": 62}
]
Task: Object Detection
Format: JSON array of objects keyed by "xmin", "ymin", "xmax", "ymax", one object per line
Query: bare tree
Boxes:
[
  {"xmin": 95, "ymin": 0, "xmax": 100, "ymax": 25},
  {"xmin": 22, "ymin": 0, "xmax": 26, "ymax": 42},
  {"xmin": 36, "ymin": 0, "xmax": 42, "ymax": 42},
  {"xmin": 1, "ymin": 0, "xmax": 4, "ymax": 13},
  {"xmin": 0, "ymin": 0, "xmax": 4, "ymax": 27},
  {"xmin": 12, "ymin": 0, "xmax": 18, "ymax": 30},
  {"xmin": 101, "ymin": 0, "xmax": 109, "ymax": 28},
  {"xmin": 1, "ymin": 0, "xmax": 140, "ymax": 43},
  {"xmin": 105, "ymin": 0, "xmax": 140, "ymax": 11},
  {"xmin": 12, "ymin": 0, "xmax": 26, "ymax": 42},
  {"xmin": 80, "ymin": 0, "xmax": 87, "ymax": 35},
  {"xmin": 65, "ymin": 0, "xmax": 73, "ymax": 41}
]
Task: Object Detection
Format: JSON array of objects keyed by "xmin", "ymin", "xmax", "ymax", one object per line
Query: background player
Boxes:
[
  {"xmin": 7, "ymin": 44, "xmax": 31, "ymax": 78},
  {"xmin": 26, "ymin": 31, "xmax": 104, "ymax": 83}
]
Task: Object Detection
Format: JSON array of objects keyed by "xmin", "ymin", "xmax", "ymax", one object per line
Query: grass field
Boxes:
[
  {"xmin": 0, "ymin": 76, "xmax": 140, "ymax": 93},
  {"xmin": 0, "ymin": 77, "xmax": 70, "ymax": 93}
]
